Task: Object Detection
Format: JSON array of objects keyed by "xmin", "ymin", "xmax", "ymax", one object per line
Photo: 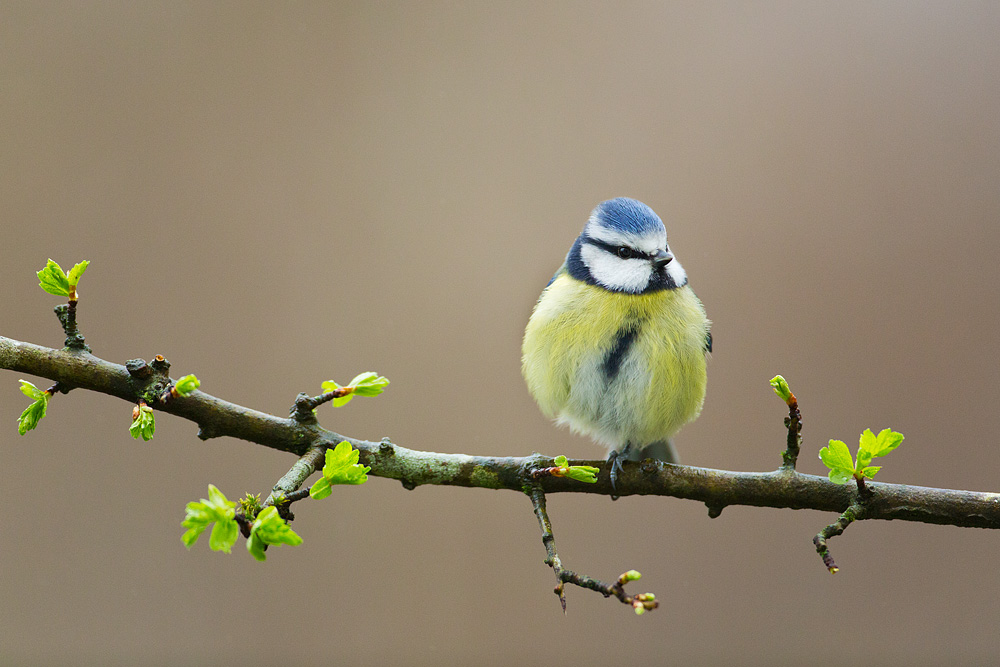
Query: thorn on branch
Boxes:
[{"xmin": 813, "ymin": 504, "xmax": 862, "ymax": 573}]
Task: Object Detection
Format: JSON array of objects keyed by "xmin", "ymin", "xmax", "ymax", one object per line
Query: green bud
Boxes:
[
  {"xmin": 565, "ymin": 465, "xmax": 599, "ymax": 484},
  {"xmin": 769, "ymin": 375, "xmax": 792, "ymax": 403},
  {"xmin": 129, "ymin": 404, "xmax": 156, "ymax": 441},
  {"xmin": 173, "ymin": 374, "xmax": 201, "ymax": 396}
]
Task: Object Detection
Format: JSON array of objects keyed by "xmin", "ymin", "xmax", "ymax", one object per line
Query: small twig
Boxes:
[
  {"xmin": 781, "ymin": 390, "xmax": 802, "ymax": 470},
  {"xmin": 527, "ymin": 484, "xmax": 568, "ymax": 612},
  {"xmin": 264, "ymin": 444, "xmax": 328, "ymax": 517},
  {"xmin": 855, "ymin": 475, "xmax": 872, "ymax": 499},
  {"xmin": 235, "ymin": 512, "xmax": 253, "ymax": 539},
  {"xmin": 53, "ymin": 300, "xmax": 89, "ymax": 352},
  {"xmin": 291, "ymin": 388, "xmax": 354, "ymax": 422},
  {"xmin": 813, "ymin": 504, "xmax": 862, "ymax": 573},
  {"xmin": 526, "ymin": 483, "xmax": 658, "ymax": 614}
]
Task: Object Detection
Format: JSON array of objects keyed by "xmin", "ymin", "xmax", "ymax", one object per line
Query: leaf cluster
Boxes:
[
  {"xmin": 130, "ymin": 404, "xmax": 155, "ymax": 441},
  {"xmin": 320, "ymin": 372, "xmax": 389, "ymax": 407},
  {"xmin": 819, "ymin": 428, "xmax": 905, "ymax": 485},
  {"xmin": 246, "ymin": 506, "xmax": 304, "ymax": 561},
  {"xmin": 309, "ymin": 441, "xmax": 371, "ymax": 499},
  {"xmin": 181, "ymin": 484, "xmax": 239, "ymax": 553},
  {"xmin": 17, "ymin": 380, "xmax": 49, "ymax": 435},
  {"xmin": 37, "ymin": 259, "xmax": 89, "ymax": 298},
  {"xmin": 551, "ymin": 455, "xmax": 600, "ymax": 483}
]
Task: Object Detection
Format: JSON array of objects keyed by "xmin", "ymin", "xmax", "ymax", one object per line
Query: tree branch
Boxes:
[
  {"xmin": 3, "ymin": 335, "xmax": 999, "ymax": 525},
  {"xmin": 5, "ymin": 331, "xmax": 1000, "ymax": 603}
]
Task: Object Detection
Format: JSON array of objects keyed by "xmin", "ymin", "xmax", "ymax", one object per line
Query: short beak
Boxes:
[{"xmin": 651, "ymin": 248, "xmax": 673, "ymax": 266}]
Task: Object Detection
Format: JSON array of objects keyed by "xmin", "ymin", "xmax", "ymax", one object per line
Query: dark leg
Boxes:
[{"xmin": 607, "ymin": 441, "xmax": 633, "ymax": 496}]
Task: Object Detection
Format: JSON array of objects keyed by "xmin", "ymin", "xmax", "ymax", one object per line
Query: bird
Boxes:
[{"xmin": 522, "ymin": 197, "xmax": 711, "ymax": 489}]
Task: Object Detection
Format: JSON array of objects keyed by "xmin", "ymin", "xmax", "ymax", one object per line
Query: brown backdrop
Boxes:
[{"xmin": 3, "ymin": 3, "xmax": 999, "ymax": 665}]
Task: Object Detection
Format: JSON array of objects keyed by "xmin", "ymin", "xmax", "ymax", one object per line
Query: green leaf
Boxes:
[
  {"xmin": 861, "ymin": 466, "xmax": 882, "ymax": 479},
  {"xmin": 17, "ymin": 396, "xmax": 48, "ymax": 435},
  {"xmin": 858, "ymin": 428, "xmax": 877, "ymax": 457},
  {"xmin": 36, "ymin": 259, "xmax": 70, "ymax": 297},
  {"xmin": 769, "ymin": 375, "xmax": 792, "ymax": 403},
  {"xmin": 856, "ymin": 449, "xmax": 873, "ymax": 469},
  {"xmin": 869, "ymin": 428, "xmax": 904, "ymax": 458},
  {"xmin": 246, "ymin": 506, "xmax": 302, "ymax": 562},
  {"xmin": 328, "ymin": 441, "xmax": 368, "ymax": 481},
  {"xmin": 351, "ymin": 372, "xmax": 389, "ymax": 397},
  {"xmin": 332, "ymin": 393, "xmax": 354, "ymax": 407},
  {"xmin": 181, "ymin": 484, "xmax": 237, "ymax": 552},
  {"xmin": 129, "ymin": 405, "xmax": 156, "ymax": 441},
  {"xmin": 66, "ymin": 260, "xmax": 89, "ymax": 286},
  {"xmin": 348, "ymin": 371, "xmax": 377, "ymax": 387},
  {"xmin": 320, "ymin": 372, "xmax": 389, "ymax": 406},
  {"xmin": 308, "ymin": 476, "xmax": 333, "ymax": 500},
  {"xmin": 209, "ymin": 518, "xmax": 239, "ymax": 552},
  {"xmin": 819, "ymin": 440, "xmax": 856, "ymax": 485},
  {"xmin": 173, "ymin": 374, "xmax": 200, "ymax": 396},
  {"xmin": 246, "ymin": 532, "xmax": 268, "ymax": 561},
  {"xmin": 553, "ymin": 455, "xmax": 569, "ymax": 467},
  {"xmin": 564, "ymin": 465, "xmax": 599, "ymax": 484},
  {"xmin": 819, "ymin": 439, "xmax": 854, "ymax": 471},
  {"xmin": 828, "ymin": 469, "xmax": 853, "ymax": 485},
  {"xmin": 310, "ymin": 442, "xmax": 370, "ymax": 499},
  {"xmin": 19, "ymin": 379, "xmax": 45, "ymax": 400}
]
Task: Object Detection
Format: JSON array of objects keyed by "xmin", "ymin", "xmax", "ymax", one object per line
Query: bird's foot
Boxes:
[{"xmin": 607, "ymin": 444, "xmax": 632, "ymax": 500}]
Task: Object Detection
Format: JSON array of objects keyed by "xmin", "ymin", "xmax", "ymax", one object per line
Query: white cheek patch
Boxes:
[
  {"xmin": 665, "ymin": 257, "xmax": 688, "ymax": 286},
  {"xmin": 580, "ymin": 243, "xmax": 652, "ymax": 293}
]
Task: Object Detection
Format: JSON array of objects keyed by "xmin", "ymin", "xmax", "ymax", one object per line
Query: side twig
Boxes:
[
  {"xmin": 526, "ymin": 483, "xmax": 658, "ymax": 614},
  {"xmin": 813, "ymin": 504, "xmax": 863, "ymax": 573}
]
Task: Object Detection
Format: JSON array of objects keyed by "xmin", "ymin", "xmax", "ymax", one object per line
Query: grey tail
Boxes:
[{"xmin": 623, "ymin": 439, "xmax": 679, "ymax": 464}]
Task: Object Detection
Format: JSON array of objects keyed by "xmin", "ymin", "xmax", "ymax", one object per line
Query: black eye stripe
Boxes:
[{"xmin": 587, "ymin": 238, "xmax": 645, "ymax": 259}]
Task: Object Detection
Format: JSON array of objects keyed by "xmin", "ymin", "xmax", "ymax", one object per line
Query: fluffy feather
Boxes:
[{"xmin": 522, "ymin": 273, "xmax": 709, "ymax": 455}]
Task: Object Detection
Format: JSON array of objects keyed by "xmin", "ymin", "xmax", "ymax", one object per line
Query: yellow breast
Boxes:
[{"xmin": 522, "ymin": 273, "xmax": 709, "ymax": 448}]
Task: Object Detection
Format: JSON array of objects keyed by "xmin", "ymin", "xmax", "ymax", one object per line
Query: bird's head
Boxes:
[{"xmin": 566, "ymin": 197, "xmax": 688, "ymax": 294}]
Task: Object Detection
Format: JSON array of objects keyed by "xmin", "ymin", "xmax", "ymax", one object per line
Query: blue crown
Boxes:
[{"xmin": 589, "ymin": 197, "xmax": 664, "ymax": 236}]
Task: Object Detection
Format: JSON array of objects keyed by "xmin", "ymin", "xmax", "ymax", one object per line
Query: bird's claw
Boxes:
[{"xmin": 607, "ymin": 448, "xmax": 627, "ymax": 500}]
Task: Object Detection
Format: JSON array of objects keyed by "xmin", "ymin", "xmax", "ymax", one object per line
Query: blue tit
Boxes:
[{"xmin": 522, "ymin": 197, "xmax": 711, "ymax": 488}]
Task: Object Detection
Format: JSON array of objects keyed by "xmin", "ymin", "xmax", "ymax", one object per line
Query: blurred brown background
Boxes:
[{"xmin": 2, "ymin": 2, "xmax": 999, "ymax": 665}]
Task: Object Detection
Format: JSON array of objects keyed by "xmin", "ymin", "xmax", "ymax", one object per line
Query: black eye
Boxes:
[{"xmin": 616, "ymin": 246, "xmax": 634, "ymax": 259}]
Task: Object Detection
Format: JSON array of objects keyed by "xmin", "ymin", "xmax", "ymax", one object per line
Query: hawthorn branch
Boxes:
[
  {"xmin": 813, "ymin": 504, "xmax": 863, "ymax": 573},
  {"xmin": 266, "ymin": 445, "xmax": 327, "ymax": 520},
  {"xmin": 4, "ymin": 335, "xmax": 1000, "ymax": 550},
  {"xmin": 527, "ymin": 484, "xmax": 657, "ymax": 613}
]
